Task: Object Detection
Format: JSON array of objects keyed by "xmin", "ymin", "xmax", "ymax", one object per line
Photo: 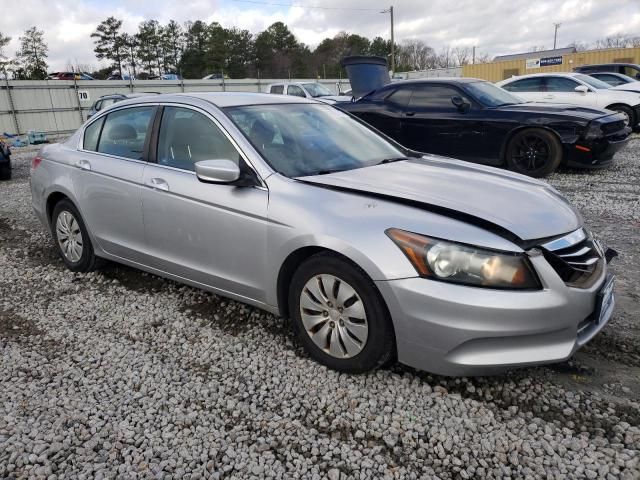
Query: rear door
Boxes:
[
  {"xmin": 501, "ymin": 77, "xmax": 546, "ymax": 102},
  {"xmin": 73, "ymin": 105, "xmax": 155, "ymax": 260},
  {"xmin": 140, "ymin": 105, "xmax": 269, "ymax": 301},
  {"xmin": 542, "ymin": 76, "xmax": 596, "ymax": 106}
]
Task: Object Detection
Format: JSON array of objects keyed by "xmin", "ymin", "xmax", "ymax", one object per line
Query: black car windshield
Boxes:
[
  {"xmin": 464, "ymin": 81, "xmax": 524, "ymax": 107},
  {"xmin": 225, "ymin": 104, "xmax": 407, "ymax": 177},
  {"xmin": 301, "ymin": 83, "xmax": 334, "ymax": 97},
  {"xmin": 574, "ymin": 74, "xmax": 612, "ymax": 90}
]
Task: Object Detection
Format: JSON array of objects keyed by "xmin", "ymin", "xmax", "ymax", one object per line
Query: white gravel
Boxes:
[{"xmin": 1, "ymin": 138, "xmax": 639, "ymax": 479}]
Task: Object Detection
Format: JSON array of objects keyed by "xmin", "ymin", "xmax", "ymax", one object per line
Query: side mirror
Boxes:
[
  {"xmin": 574, "ymin": 85, "xmax": 589, "ymax": 94},
  {"xmin": 195, "ymin": 159, "xmax": 240, "ymax": 184},
  {"xmin": 451, "ymin": 96, "xmax": 471, "ymax": 112}
]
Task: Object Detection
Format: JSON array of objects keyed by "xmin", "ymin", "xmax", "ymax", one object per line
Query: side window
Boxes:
[
  {"xmin": 502, "ymin": 78, "xmax": 545, "ymax": 92},
  {"xmin": 385, "ymin": 87, "xmax": 413, "ymax": 106},
  {"xmin": 83, "ymin": 117, "xmax": 105, "ymax": 152},
  {"xmin": 94, "ymin": 100, "xmax": 103, "ymax": 111},
  {"xmin": 287, "ymin": 85, "xmax": 306, "ymax": 97},
  {"xmin": 270, "ymin": 85, "xmax": 284, "ymax": 94},
  {"xmin": 622, "ymin": 66, "xmax": 640, "ymax": 79},
  {"xmin": 596, "ymin": 74, "xmax": 625, "ymax": 86},
  {"xmin": 97, "ymin": 107, "xmax": 154, "ymax": 160},
  {"xmin": 408, "ymin": 85, "xmax": 466, "ymax": 111},
  {"xmin": 546, "ymin": 77, "xmax": 580, "ymax": 92},
  {"xmin": 157, "ymin": 107, "xmax": 240, "ymax": 171},
  {"xmin": 101, "ymin": 98, "xmax": 118, "ymax": 110}
]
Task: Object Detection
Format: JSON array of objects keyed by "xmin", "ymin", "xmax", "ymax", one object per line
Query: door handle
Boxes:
[
  {"xmin": 145, "ymin": 177, "xmax": 170, "ymax": 191},
  {"xmin": 405, "ymin": 111, "xmax": 416, "ymax": 117},
  {"xmin": 75, "ymin": 159, "xmax": 91, "ymax": 171},
  {"xmin": 543, "ymin": 95, "xmax": 555, "ymax": 99}
]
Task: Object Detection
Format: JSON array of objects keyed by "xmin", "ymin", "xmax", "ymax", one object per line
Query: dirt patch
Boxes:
[
  {"xmin": 99, "ymin": 264, "xmax": 171, "ymax": 293},
  {"xmin": 0, "ymin": 308, "xmax": 41, "ymax": 337},
  {"xmin": 0, "ymin": 217, "xmax": 28, "ymax": 244}
]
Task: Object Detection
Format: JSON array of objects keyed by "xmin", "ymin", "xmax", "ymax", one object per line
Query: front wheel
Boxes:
[
  {"xmin": 608, "ymin": 104, "xmax": 634, "ymax": 129},
  {"xmin": 289, "ymin": 253, "xmax": 395, "ymax": 373},
  {"xmin": 505, "ymin": 128, "xmax": 562, "ymax": 178}
]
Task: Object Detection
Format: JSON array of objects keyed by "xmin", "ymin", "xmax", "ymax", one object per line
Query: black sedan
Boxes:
[{"xmin": 339, "ymin": 73, "xmax": 630, "ymax": 177}]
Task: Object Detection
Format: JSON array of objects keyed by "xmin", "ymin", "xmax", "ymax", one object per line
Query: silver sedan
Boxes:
[{"xmin": 30, "ymin": 93, "xmax": 615, "ymax": 375}]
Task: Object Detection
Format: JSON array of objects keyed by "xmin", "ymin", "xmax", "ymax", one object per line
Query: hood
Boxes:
[
  {"xmin": 496, "ymin": 102, "xmax": 611, "ymax": 120},
  {"xmin": 341, "ymin": 56, "xmax": 390, "ymax": 98},
  {"xmin": 315, "ymin": 95, "xmax": 353, "ymax": 104},
  {"xmin": 611, "ymin": 83, "xmax": 640, "ymax": 93},
  {"xmin": 300, "ymin": 156, "xmax": 581, "ymax": 242}
]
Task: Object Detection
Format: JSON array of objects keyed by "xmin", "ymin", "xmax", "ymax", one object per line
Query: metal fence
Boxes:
[{"xmin": 0, "ymin": 78, "xmax": 351, "ymax": 136}]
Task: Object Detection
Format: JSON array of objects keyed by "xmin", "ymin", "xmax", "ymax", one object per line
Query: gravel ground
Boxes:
[{"xmin": 1, "ymin": 137, "xmax": 639, "ymax": 479}]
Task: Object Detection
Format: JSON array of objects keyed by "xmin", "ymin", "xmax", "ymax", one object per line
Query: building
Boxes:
[{"xmin": 462, "ymin": 46, "xmax": 640, "ymax": 82}]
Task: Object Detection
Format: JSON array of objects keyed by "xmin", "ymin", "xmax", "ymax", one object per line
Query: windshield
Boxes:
[
  {"xmin": 225, "ymin": 104, "xmax": 406, "ymax": 177},
  {"xmin": 464, "ymin": 81, "xmax": 524, "ymax": 107},
  {"xmin": 301, "ymin": 83, "xmax": 334, "ymax": 97},
  {"xmin": 575, "ymin": 74, "xmax": 612, "ymax": 90}
]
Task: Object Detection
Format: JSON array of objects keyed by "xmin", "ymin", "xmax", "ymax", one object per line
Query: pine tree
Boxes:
[
  {"xmin": 91, "ymin": 17, "xmax": 125, "ymax": 75},
  {"xmin": 15, "ymin": 27, "xmax": 48, "ymax": 79}
]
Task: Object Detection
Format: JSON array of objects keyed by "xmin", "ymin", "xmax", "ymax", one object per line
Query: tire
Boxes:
[
  {"xmin": 51, "ymin": 199, "xmax": 103, "ymax": 272},
  {"xmin": 607, "ymin": 104, "xmax": 635, "ymax": 128},
  {"xmin": 0, "ymin": 164, "xmax": 10, "ymax": 180},
  {"xmin": 288, "ymin": 253, "xmax": 395, "ymax": 373},
  {"xmin": 505, "ymin": 128, "xmax": 562, "ymax": 178}
]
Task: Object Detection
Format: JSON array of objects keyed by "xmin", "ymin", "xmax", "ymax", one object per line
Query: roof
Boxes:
[
  {"xmin": 114, "ymin": 92, "xmax": 317, "ymax": 108},
  {"xmin": 579, "ymin": 62, "xmax": 639, "ymax": 68},
  {"xmin": 493, "ymin": 47, "xmax": 576, "ymax": 62},
  {"xmin": 502, "ymin": 72, "xmax": 582, "ymax": 79}
]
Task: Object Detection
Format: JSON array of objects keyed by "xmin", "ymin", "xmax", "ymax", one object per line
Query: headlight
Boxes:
[
  {"xmin": 583, "ymin": 123, "xmax": 602, "ymax": 140},
  {"xmin": 386, "ymin": 228, "xmax": 541, "ymax": 289}
]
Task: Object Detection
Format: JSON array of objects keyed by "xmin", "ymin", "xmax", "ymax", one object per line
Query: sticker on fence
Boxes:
[{"xmin": 77, "ymin": 90, "xmax": 91, "ymax": 102}]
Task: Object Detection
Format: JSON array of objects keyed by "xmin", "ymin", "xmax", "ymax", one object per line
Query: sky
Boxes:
[{"xmin": 1, "ymin": 0, "xmax": 639, "ymax": 71}]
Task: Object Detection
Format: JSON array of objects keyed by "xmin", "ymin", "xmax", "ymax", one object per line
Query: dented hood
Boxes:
[{"xmin": 300, "ymin": 156, "xmax": 582, "ymax": 242}]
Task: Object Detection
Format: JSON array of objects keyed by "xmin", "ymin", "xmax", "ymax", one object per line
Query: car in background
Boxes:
[
  {"xmin": 48, "ymin": 72, "xmax": 94, "ymax": 80},
  {"xmin": 107, "ymin": 73, "xmax": 135, "ymax": 80},
  {"xmin": 338, "ymin": 59, "xmax": 630, "ymax": 177},
  {"xmin": 149, "ymin": 73, "xmax": 183, "ymax": 80},
  {"xmin": 496, "ymin": 73, "xmax": 640, "ymax": 129},
  {"xmin": 202, "ymin": 73, "xmax": 227, "ymax": 80},
  {"xmin": 574, "ymin": 63, "xmax": 640, "ymax": 80},
  {"xmin": 0, "ymin": 140, "xmax": 11, "ymax": 180},
  {"xmin": 87, "ymin": 93, "xmax": 160, "ymax": 118},
  {"xmin": 31, "ymin": 92, "xmax": 617, "ymax": 376},
  {"xmin": 585, "ymin": 72, "xmax": 640, "ymax": 92},
  {"xmin": 267, "ymin": 82, "xmax": 352, "ymax": 104}
]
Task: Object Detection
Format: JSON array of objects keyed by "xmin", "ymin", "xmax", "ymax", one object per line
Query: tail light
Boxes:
[{"xmin": 32, "ymin": 156, "xmax": 42, "ymax": 170}]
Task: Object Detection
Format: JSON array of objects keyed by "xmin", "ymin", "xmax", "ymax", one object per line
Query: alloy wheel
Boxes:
[
  {"xmin": 511, "ymin": 134, "xmax": 551, "ymax": 172},
  {"xmin": 55, "ymin": 210, "xmax": 83, "ymax": 263},
  {"xmin": 299, "ymin": 274, "xmax": 368, "ymax": 359}
]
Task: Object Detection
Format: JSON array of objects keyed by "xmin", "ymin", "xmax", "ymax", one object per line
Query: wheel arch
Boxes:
[{"xmin": 604, "ymin": 103, "xmax": 635, "ymax": 125}]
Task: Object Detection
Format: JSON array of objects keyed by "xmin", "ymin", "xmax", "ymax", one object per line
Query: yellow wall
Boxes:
[{"xmin": 462, "ymin": 47, "xmax": 640, "ymax": 82}]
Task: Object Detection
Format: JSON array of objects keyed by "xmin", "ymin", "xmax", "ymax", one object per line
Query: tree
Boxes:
[
  {"xmin": 0, "ymin": 31, "xmax": 11, "ymax": 74},
  {"xmin": 91, "ymin": 17, "xmax": 125, "ymax": 75},
  {"xmin": 180, "ymin": 20, "xmax": 210, "ymax": 78},
  {"xmin": 369, "ymin": 36, "xmax": 392, "ymax": 58},
  {"xmin": 254, "ymin": 22, "xmax": 300, "ymax": 77},
  {"xmin": 121, "ymin": 33, "xmax": 138, "ymax": 77},
  {"xmin": 136, "ymin": 20, "xmax": 162, "ymax": 76},
  {"xmin": 162, "ymin": 20, "xmax": 184, "ymax": 73},
  {"xmin": 15, "ymin": 27, "xmax": 48, "ymax": 79},
  {"xmin": 225, "ymin": 28, "xmax": 254, "ymax": 78},
  {"xmin": 452, "ymin": 46, "xmax": 471, "ymax": 66}
]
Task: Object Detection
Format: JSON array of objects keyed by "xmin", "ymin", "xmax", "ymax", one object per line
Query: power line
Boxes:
[{"xmin": 231, "ymin": 0, "xmax": 382, "ymax": 11}]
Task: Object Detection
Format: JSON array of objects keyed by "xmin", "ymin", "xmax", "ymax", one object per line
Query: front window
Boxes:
[
  {"xmin": 301, "ymin": 83, "xmax": 334, "ymax": 97},
  {"xmin": 225, "ymin": 104, "xmax": 406, "ymax": 177},
  {"xmin": 287, "ymin": 85, "xmax": 306, "ymax": 97},
  {"xmin": 465, "ymin": 81, "xmax": 523, "ymax": 107},
  {"xmin": 575, "ymin": 74, "xmax": 611, "ymax": 90}
]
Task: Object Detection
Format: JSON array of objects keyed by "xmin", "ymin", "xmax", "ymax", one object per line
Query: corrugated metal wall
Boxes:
[
  {"xmin": 0, "ymin": 78, "xmax": 351, "ymax": 136},
  {"xmin": 462, "ymin": 47, "xmax": 640, "ymax": 82}
]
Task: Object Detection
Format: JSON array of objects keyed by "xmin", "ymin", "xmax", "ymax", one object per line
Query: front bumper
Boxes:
[
  {"xmin": 564, "ymin": 133, "xmax": 629, "ymax": 168},
  {"xmin": 377, "ymin": 254, "xmax": 612, "ymax": 376}
]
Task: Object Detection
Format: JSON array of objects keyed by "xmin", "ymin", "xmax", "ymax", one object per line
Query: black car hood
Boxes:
[
  {"xmin": 300, "ymin": 156, "xmax": 581, "ymax": 243},
  {"xmin": 496, "ymin": 102, "xmax": 611, "ymax": 120}
]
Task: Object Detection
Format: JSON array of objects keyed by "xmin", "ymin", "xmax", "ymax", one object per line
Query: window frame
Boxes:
[
  {"xmin": 544, "ymin": 76, "xmax": 581, "ymax": 93},
  {"xmin": 502, "ymin": 77, "xmax": 546, "ymax": 92},
  {"xmin": 287, "ymin": 84, "xmax": 307, "ymax": 98},
  {"xmin": 148, "ymin": 102, "xmax": 266, "ymax": 187}
]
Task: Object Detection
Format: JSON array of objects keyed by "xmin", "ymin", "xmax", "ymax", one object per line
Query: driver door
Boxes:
[{"xmin": 141, "ymin": 105, "xmax": 269, "ymax": 302}]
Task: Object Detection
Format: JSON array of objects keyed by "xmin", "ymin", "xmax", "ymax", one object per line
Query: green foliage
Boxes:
[
  {"xmin": 15, "ymin": 27, "xmax": 48, "ymax": 80},
  {"xmin": 91, "ymin": 17, "xmax": 125, "ymax": 75}
]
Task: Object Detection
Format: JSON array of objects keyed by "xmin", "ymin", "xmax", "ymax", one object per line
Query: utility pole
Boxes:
[
  {"xmin": 553, "ymin": 22, "xmax": 561, "ymax": 49},
  {"xmin": 472, "ymin": 46, "xmax": 476, "ymax": 64},
  {"xmin": 381, "ymin": 6, "xmax": 395, "ymax": 74}
]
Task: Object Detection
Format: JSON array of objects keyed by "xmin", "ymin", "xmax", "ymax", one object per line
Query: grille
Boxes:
[
  {"xmin": 601, "ymin": 120, "xmax": 625, "ymax": 135},
  {"xmin": 540, "ymin": 228, "xmax": 603, "ymax": 287}
]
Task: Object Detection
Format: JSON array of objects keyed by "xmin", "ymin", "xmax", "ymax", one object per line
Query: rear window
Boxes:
[
  {"xmin": 96, "ymin": 107, "xmax": 154, "ymax": 160},
  {"xmin": 270, "ymin": 85, "xmax": 284, "ymax": 94},
  {"xmin": 83, "ymin": 117, "xmax": 105, "ymax": 151}
]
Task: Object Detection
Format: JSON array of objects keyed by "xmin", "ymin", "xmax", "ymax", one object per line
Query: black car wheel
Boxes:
[
  {"xmin": 289, "ymin": 253, "xmax": 396, "ymax": 373},
  {"xmin": 0, "ymin": 163, "xmax": 10, "ymax": 180},
  {"xmin": 506, "ymin": 128, "xmax": 562, "ymax": 178}
]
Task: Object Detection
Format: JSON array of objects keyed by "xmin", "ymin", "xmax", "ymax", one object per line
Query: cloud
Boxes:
[{"xmin": 0, "ymin": 0, "xmax": 638, "ymax": 71}]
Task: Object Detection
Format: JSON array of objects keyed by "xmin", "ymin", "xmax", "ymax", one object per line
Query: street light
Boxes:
[{"xmin": 553, "ymin": 22, "xmax": 561, "ymax": 49}]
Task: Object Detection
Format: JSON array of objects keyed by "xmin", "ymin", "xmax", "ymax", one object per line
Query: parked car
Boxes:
[
  {"xmin": 339, "ymin": 67, "xmax": 630, "ymax": 177},
  {"xmin": 496, "ymin": 73, "xmax": 640, "ymax": 128},
  {"xmin": 149, "ymin": 73, "xmax": 183, "ymax": 80},
  {"xmin": 574, "ymin": 63, "xmax": 640, "ymax": 80},
  {"xmin": 202, "ymin": 73, "xmax": 226, "ymax": 80},
  {"xmin": 585, "ymin": 72, "xmax": 640, "ymax": 92},
  {"xmin": 31, "ymin": 92, "xmax": 616, "ymax": 376},
  {"xmin": 267, "ymin": 82, "xmax": 352, "ymax": 104},
  {"xmin": 48, "ymin": 72, "xmax": 94, "ymax": 80},
  {"xmin": 0, "ymin": 140, "xmax": 11, "ymax": 180},
  {"xmin": 87, "ymin": 93, "xmax": 160, "ymax": 118},
  {"xmin": 107, "ymin": 73, "xmax": 134, "ymax": 80}
]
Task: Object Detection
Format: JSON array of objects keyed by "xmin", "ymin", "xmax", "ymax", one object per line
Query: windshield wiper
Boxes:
[
  {"xmin": 377, "ymin": 157, "xmax": 409, "ymax": 165},
  {"xmin": 305, "ymin": 168, "xmax": 345, "ymax": 176}
]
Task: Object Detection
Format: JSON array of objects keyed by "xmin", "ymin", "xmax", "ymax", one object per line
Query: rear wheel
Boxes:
[
  {"xmin": 0, "ymin": 163, "xmax": 10, "ymax": 180},
  {"xmin": 607, "ymin": 104, "xmax": 634, "ymax": 128},
  {"xmin": 51, "ymin": 199, "xmax": 102, "ymax": 272},
  {"xmin": 506, "ymin": 128, "xmax": 562, "ymax": 178},
  {"xmin": 289, "ymin": 253, "xmax": 395, "ymax": 373}
]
